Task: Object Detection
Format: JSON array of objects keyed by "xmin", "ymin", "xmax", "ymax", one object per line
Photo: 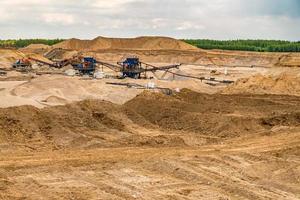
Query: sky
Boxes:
[{"xmin": 0, "ymin": 0, "xmax": 299, "ymax": 40}]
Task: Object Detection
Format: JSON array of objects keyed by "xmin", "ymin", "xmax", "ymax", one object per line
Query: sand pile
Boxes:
[
  {"xmin": 10, "ymin": 76, "xmax": 143, "ymax": 107},
  {"xmin": 44, "ymin": 48, "xmax": 78, "ymax": 60},
  {"xmin": 1, "ymin": 89, "xmax": 300, "ymax": 150},
  {"xmin": 23, "ymin": 44, "xmax": 50, "ymax": 50},
  {"xmin": 124, "ymin": 89, "xmax": 300, "ymax": 137},
  {"xmin": 0, "ymin": 49, "xmax": 25, "ymax": 68},
  {"xmin": 20, "ymin": 44, "xmax": 50, "ymax": 54},
  {"xmin": 0, "ymin": 100, "xmax": 125, "ymax": 148},
  {"xmin": 222, "ymin": 73, "xmax": 300, "ymax": 96},
  {"xmin": 53, "ymin": 36, "xmax": 199, "ymax": 51},
  {"xmin": 27, "ymin": 53, "xmax": 54, "ymax": 64},
  {"xmin": 276, "ymin": 53, "xmax": 300, "ymax": 67},
  {"xmin": 0, "ymin": 48, "xmax": 53, "ymax": 69},
  {"xmin": 0, "ymin": 98, "xmax": 185, "ymax": 149}
]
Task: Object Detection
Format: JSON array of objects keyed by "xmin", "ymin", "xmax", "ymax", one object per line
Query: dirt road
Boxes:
[{"xmin": 1, "ymin": 129, "xmax": 299, "ymax": 200}]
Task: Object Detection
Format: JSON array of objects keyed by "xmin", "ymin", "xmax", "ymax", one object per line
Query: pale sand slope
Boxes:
[
  {"xmin": 0, "ymin": 69, "xmax": 233, "ymax": 108},
  {"xmin": 222, "ymin": 72, "xmax": 300, "ymax": 96},
  {"xmin": 0, "ymin": 48, "xmax": 53, "ymax": 69},
  {"xmin": 0, "ymin": 49, "xmax": 25, "ymax": 68},
  {"xmin": 0, "ymin": 81, "xmax": 42, "ymax": 108},
  {"xmin": 6, "ymin": 75, "xmax": 219, "ymax": 108}
]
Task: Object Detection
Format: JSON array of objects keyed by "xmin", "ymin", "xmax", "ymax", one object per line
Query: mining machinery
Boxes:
[
  {"xmin": 12, "ymin": 56, "xmax": 74, "ymax": 71},
  {"xmin": 97, "ymin": 56, "xmax": 181, "ymax": 79},
  {"xmin": 12, "ymin": 58, "xmax": 32, "ymax": 71},
  {"xmin": 71, "ymin": 57, "xmax": 97, "ymax": 75}
]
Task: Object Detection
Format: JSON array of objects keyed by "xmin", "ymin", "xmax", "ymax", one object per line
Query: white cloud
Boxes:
[
  {"xmin": 151, "ymin": 18, "xmax": 168, "ymax": 29},
  {"xmin": 0, "ymin": 0, "xmax": 299, "ymax": 40},
  {"xmin": 0, "ymin": 8, "xmax": 12, "ymax": 22},
  {"xmin": 92, "ymin": 0, "xmax": 139, "ymax": 8},
  {"xmin": 0, "ymin": 0, "xmax": 51, "ymax": 6},
  {"xmin": 42, "ymin": 13, "xmax": 75, "ymax": 25},
  {"xmin": 176, "ymin": 22, "xmax": 205, "ymax": 31}
]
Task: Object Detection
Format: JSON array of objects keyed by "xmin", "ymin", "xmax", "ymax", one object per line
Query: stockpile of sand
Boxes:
[
  {"xmin": 20, "ymin": 44, "xmax": 50, "ymax": 54},
  {"xmin": 22, "ymin": 44, "xmax": 50, "ymax": 50},
  {"xmin": 23, "ymin": 44, "xmax": 50, "ymax": 50},
  {"xmin": 0, "ymin": 48, "xmax": 53, "ymax": 69},
  {"xmin": 0, "ymin": 49, "xmax": 25, "ymax": 68},
  {"xmin": 0, "ymin": 98, "xmax": 187, "ymax": 149},
  {"xmin": 0, "ymin": 100, "xmax": 125, "ymax": 147},
  {"xmin": 44, "ymin": 48, "xmax": 78, "ymax": 60},
  {"xmin": 10, "ymin": 76, "xmax": 143, "ymax": 107},
  {"xmin": 124, "ymin": 90, "xmax": 266, "ymax": 137},
  {"xmin": 276, "ymin": 53, "xmax": 300, "ymax": 67},
  {"xmin": 53, "ymin": 36, "xmax": 199, "ymax": 51},
  {"xmin": 2, "ymin": 89, "xmax": 300, "ymax": 149},
  {"xmin": 222, "ymin": 73, "xmax": 300, "ymax": 96},
  {"xmin": 26, "ymin": 53, "xmax": 54, "ymax": 65}
]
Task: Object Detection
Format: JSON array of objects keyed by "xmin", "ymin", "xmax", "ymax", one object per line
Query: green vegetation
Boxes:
[
  {"xmin": 0, "ymin": 39, "xmax": 64, "ymax": 48},
  {"xmin": 183, "ymin": 39, "xmax": 300, "ymax": 52}
]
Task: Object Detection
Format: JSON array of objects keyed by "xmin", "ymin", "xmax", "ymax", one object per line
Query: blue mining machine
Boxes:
[
  {"xmin": 69, "ymin": 55, "xmax": 181, "ymax": 79},
  {"xmin": 72, "ymin": 57, "xmax": 97, "ymax": 75},
  {"xmin": 97, "ymin": 56, "xmax": 181, "ymax": 79},
  {"xmin": 118, "ymin": 57, "xmax": 143, "ymax": 79}
]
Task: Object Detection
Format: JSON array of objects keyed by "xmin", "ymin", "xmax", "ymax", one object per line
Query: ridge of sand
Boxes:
[
  {"xmin": 0, "ymin": 48, "xmax": 53, "ymax": 68},
  {"xmin": 53, "ymin": 36, "xmax": 199, "ymax": 51},
  {"xmin": 222, "ymin": 72, "xmax": 300, "ymax": 96},
  {"xmin": 20, "ymin": 44, "xmax": 51, "ymax": 54},
  {"xmin": 0, "ymin": 49, "xmax": 25, "ymax": 68},
  {"xmin": 22, "ymin": 44, "xmax": 50, "ymax": 50}
]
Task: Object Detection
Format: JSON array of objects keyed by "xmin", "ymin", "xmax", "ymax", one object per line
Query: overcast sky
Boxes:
[{"xmin": 0, "ymin": 0, "xmax": 299, "ymax": 40}]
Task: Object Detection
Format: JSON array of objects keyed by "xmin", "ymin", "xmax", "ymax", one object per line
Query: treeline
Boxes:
[
  {"xmin": 0, "ymin": 39, "xmax": 64, "ymax": 48},
  {"xmin": 183, "ymin": 39, "xmax": 300, "ymax": 52}
]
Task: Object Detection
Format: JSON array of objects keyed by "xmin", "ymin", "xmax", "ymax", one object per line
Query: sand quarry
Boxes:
[{"xmin": 0, "ymin": 36, "xmax": 300, "ymax": 200}]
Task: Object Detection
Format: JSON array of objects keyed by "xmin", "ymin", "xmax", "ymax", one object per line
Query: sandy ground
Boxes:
[
  {"xmin": 1, "ymin": 130, "xmax": 299, "ymax": 200},
  {"xmin": 1, "ymin": 90, "xmax": 300, "ymax": 200},
  {"xmin": 0, "ymin": 74, "xmax": 211, "ymax": 108},
  {"xmin": 0, "ymin": 44, "xmax": 300, "ymax": 199},
  {"xmin": 1, "ymin": 63, "xmax": 299, "ymax": 108}
]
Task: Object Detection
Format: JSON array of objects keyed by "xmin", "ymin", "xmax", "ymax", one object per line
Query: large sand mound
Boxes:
[
  {"xmin": 0, "ymin": 49, "xmax": 53, "ymax": 68},
  {"xmin": 222, "ymin": 73, "xmax": 300, "ymax": 96},
  {"xmin": 23, "ymin": 44, "xmax": 50, "ymax": 50},
  {"xmin": 10, "ymin": 76, "xmax": 143, "ymax": 107},
  {"xmin": 276, "ymin": 53, "xmax": 300, "ymax": 67},
  {"xmin": 20, "ymin": 44, "xmax": 50, "ymax": 54},
  {"xmin": 0, "ymin": 49, "xmax": 25, "ymax": 68},
  {"xmin": 53, "ymin": 36, "xmax": 199, "ymax": 51}
]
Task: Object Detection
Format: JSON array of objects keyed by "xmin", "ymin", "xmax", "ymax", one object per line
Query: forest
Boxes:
[
  {"xmin": 0, "ymin": 39, "xmax": 64, "ymax": 48},
  {"xmin": 183, "ymin": 39, "xmax": 300, "ymax": 52}
]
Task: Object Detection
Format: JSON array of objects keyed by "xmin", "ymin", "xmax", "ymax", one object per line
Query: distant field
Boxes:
[
  {"xmin": 0, "ymin": 39, "xmax": 64, "ymax": 48},
  {"xmin": 183, "ymin": 39, "xmax": 300, "ymax": 52}
]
